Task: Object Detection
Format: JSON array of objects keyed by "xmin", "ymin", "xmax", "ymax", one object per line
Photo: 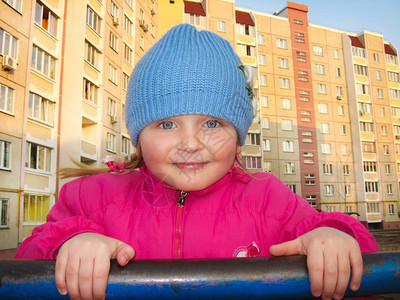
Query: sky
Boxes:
[{"xmin": 234, "ymin": 0, "xmax": 400, "ymax": 51}]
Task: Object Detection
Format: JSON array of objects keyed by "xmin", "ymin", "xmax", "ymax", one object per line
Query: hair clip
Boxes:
[
  {"xmin": 101, "ymin": 155, "xmax": 127, "ymax": 173},
  {"xmin": 238, "ymin": 64, "xmax": 258, "ymax": 118}
]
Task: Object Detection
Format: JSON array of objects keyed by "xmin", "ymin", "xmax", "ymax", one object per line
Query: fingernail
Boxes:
[
  {"xmin": 351, "ymin": 283, "xmax": 359, "ymax": 291},
  {"xmin": 58, "ymin": 288, "xmax": 67, "ymax": 296}
]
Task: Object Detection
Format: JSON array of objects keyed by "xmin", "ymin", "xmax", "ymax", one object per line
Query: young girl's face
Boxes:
[{"xmin": 139, "ymin": 115, "xmax": 240, "ymax": 191}]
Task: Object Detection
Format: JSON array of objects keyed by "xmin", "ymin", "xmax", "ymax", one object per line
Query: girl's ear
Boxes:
[{"xmin": 236, "ymin": 145, "xmax": 242, "ymax": 156}]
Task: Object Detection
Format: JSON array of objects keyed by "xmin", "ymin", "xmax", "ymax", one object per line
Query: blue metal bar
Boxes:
[{"xmin": 1, "ymin": 252, "xmax": 399, "ymax": 299}]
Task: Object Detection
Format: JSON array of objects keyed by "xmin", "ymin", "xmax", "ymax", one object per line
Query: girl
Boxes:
[{"xmin": 16, "ymin": 24, "xmax": 378, "ymax": 300}]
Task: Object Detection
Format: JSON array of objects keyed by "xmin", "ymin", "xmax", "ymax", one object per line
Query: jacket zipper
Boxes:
[{"xmin": 174, "ymin": 191, "xmax": 188, "ymax": 259}]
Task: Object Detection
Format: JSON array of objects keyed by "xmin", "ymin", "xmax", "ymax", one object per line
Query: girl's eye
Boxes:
[
  {"xmin": 159, "ymin": 121, "xmax": 175, "ymax": 129},
  {"xmin": 205, "ymin": 120, "xmax": 220, "ymax": 128}
]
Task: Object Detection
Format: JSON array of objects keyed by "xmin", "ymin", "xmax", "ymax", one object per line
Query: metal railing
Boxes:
[{"xmin": 1, "ymin": 252, "xmax": 399, "ymax": 299}]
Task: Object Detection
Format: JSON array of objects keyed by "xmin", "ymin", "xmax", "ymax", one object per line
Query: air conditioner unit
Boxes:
[
  {"xmin": 139, "ymin": 19, "xmax": 148, "ymax": 32},
  {"xmin": 113, "ymin": 16, "xmax": 119, "ymax": 26},
  {"xmin": 359, "ymin": 110, "xmax": 365, "ymax": 116},
  {"xmin": 110, "ymin": 115, "xmax": 118, "ymax": 124},
  {"xmin": 337, "ymin": 95, "xmax": 343, "ymax": 100},
  {"xmin": 396, "ymin": 135, "xmax": 400, "ymax": 139},
  {"xmin": 2, "ymin": 55, "xmax": 17, "ymax": 71},
  {"xmin": 151, "ymin": 8, "xmax": 156, "ymax": 16}
]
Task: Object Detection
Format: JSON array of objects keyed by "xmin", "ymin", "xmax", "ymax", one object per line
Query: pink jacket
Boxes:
[{"xmin": 16, "ymin": 166, "xmax": 378, "ymax": 259}]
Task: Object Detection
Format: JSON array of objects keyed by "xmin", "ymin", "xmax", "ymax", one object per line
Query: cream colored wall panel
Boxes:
[
  {"xmin": 27, "ymin": 122, "xmax": 52, "ymax": 141},
  {"xmin": 30, "ymin": 73, "xmax": 55, "ymax": 95},
  {"xmin": 24, "ymin": 173, "xmax": 50, "ymax": 190}
]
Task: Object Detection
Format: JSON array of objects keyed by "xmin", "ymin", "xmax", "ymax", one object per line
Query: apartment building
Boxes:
[
  {"xmin": 0, "ymin": 0, "xmax": 158, "ymax": 251},
  {"xmin": 158, "ymin": 0, "xmax": 400, "ymax": 229},
  {"xmin": 0, "ymin": 0, "xmax": 399, "ymax": 252}
]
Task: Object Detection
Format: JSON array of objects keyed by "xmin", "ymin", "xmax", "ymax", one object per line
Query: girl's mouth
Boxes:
[{"xmin": 173, "ymin": 162, "xmax": 208, "ymax": 171}]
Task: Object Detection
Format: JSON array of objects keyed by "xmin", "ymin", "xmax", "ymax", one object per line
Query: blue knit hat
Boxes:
[{"xmin": 125, "ymin": 24, "xmax": 254, "ymax": 146}]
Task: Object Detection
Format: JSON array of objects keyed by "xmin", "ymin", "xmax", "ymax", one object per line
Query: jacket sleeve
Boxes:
[
  {"xmin": 265, "ymin": 176, "xmax": 379, "ymax": 253},
  {"xmin": 15, "ymin": 176, "xmax": 107, "ymax": 259}
]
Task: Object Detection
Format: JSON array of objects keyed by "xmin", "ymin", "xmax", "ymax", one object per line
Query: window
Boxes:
[
  {"xmin": 389, "ymin": 204, "xmax": 395, "ymax": 214},
  {"xmin": 317, "ymin": 83, "xmax": 327, "ymax": 94},
  {"xmin": 356, "ymin": 83, "xmax": 369, "ymax": 95},
  {"xmin": 320, "ymin": 123, "xmax": 330, "ymax": 134},
  {"xmin": 363, "ymin": 161, "xmax": 376, "ymax": 172},
  {"xmin": 124, "ymin": 15, "xmax": 133, "ymax": 36},
  {"xmin": 295, "ymin": 38, "xmax": 305, "ymax": 43},
  {"xmin": 125, "ymin": 0, "xmax": 133, "ymax": 7},
  {"xmin": 236, "ymin": 23, "xmax": 255, "ymax": 36},
  {"xmin": 110, "ymin": 1, "xmax": 119, "ymax": 18},
  {"xmin": 0, "ymin": 140, "xmax": 11, "ymax": 169},
  {"xmin": 109, "ymin": 64, "xmax": 118, "ymax": 84},
  {"xmin": 359, "ymin": 102, "xmax": 372, "ymax": 115},
  {"xmin": 352, "ymin": 46, "xmax": 365, "ymax": 58},
  {"xmin": 376, "ymin": 71, "xmax": 382, "ymax": 80},
  {"xmin": 337, "ymin": 86, "xmax": 343, "ymax": 96},
  {"xmin": 28, "ymin": 92, "xmax": 54, "ymax": 125},
  {"xmin": 264, "ymin": 161, "xmax": 271, "ymax": 173},
  {"xmin": 392, "ymin": 106, "xmax": 400, "ymax": 117},
  {"xmin": 0, "ymin": 83, "xmax": 14, "ymax": 114},
  {"xmin": 283, "ymin": 141, "xmax": 294, "ymax": 152},
  {"xmin": 293, "ymin": 19, "xmax": 303, "ymax": 25},
  {"xmin": 382, "ymin": 125, "xmax": 387, "ymax": 136},
  {"xmin": 373, "ymin": 53, "xmax": 379, "ymax": 62},
  {"xmin": 260, "ymin": 75, "xmax": 267, "ymax": 86},
  {"xmin": 333, "ymin": 49, "xmax": 339, "ymax": 59},
  {"xmin": 362, "ymin": 142, "xmax": 376, "ymax": 153},
  {"xmin": 343, "ymin": 164, "xmax": 350, "ymax": 175},
  {"xmin": 338, "ymin": 105, "xmax": 345, "ymax": 116},
  {"xmin": 123, "ymin": 72, "xmax": 130, "ymax": 91},
  {"xmin": 3, "ymin": 0, "xmax": 21, "ymax": 11},
  {"xmin": 360, "ymin": 121, "xmax": 373, "ymax": 132},
  {"xmin": 25, "ymin": 142, "xmax": 51, "ymax": 172},
  {"xmin": 340, "ymin": 125, "xmax": 347, "ymax": 135},
  {"xmin": 321, "ymin": 143, "xmax": 331, "ymax": 154},
  {"xmin": 0, "ymin": 198, "xmax": 8, "ymax": 227},
  {"xmin": 0, "ymin": 28, "xmax": 18, "ymax": 59},
  {"xmin": 318, "ymin": 103, "xmax": 328, "ymax": 114},
  {"xmin": 262, "ymin": 139, "xmax": 270, "ymax": 151},
  {"xmin": 262, "ymin": 117, "xmax": 269, "ymax": 129},
  {"xmin": 35, "ymin": 1, "xmax": 58, "ymax": 36},
  {"xmin": 276, "ymin": 38, "xmax": 287, "ymax": 49},
  {"xmin": 242, "ymin": 156, "xmax": 261, "ymax": 169},
  {"xmin": 217, "ymin": 21, "xmax": 226, "ymax": 32},
  {"xmin": 237, "ymin": 44, "xmax": 255, "ymax": 57},
  {"xmin": 261, "ymin": 96, "xmax": 268, "ymax": 107},
  {"xmin": 257, "ymin": 54, "xmax": 266, "ymax": 65},
  {"xmin": 386, "ymin": 54, "xmax": 397, "ymax": 64},
  {"xmin": 324, "ymin": 185, "xmax": 334, "ymax": 196},
  {"xmin": 109, "ymin": 32, "xmax": 118, "ymax": 52},
  {"xmin": 313, "ymin": 45, "xmax": 323, "ymax": 56},
  {"xmin": 86, "ymin": 6, "xmax": 101, "ymax": 35},
  {"xmin": 388, "ymin": 71, "xmax": 400, "ymax": 82},
  {"xmin": 390, "ymin": 89, "xmax": 400, "ymax": 99},
  {"xmin": 377, "ymin": 88, "xmax": 384, "ymax": 98},
  {"xmin": 278, "ymin": 58, "xmax": 289, "ymax": 68},
  {"xmin": 366, "ymin": 202, "xmax": 380, "ymax": 213},
  {"xmin": 85, "ymin": 40, "xmax": 100, "ymax": 68},
  {"xmin": 385, "ymin": 164, "xmax": 391, "ymax": 175},
  {"xmin": 345, "ymin": 185, "xmax": 351, "ymax": 196},
  {"xmin": 282, "ymin": 119, "xmax": 293, "ymax": 131},
  {"xmin": 107, "ymin": 133, "xmax": 117, "ymax": 153},
  {"xmin": 281, "ymin": 98, "xmax": 291, "ymax": 109},
  {"xmin": 139, "ymin": 35, "xmax": 144, "ymax": 50},
  {"xmin": 124, "ymin": 43, "xmax": 133, "ymax": 64},
  {"xmin": 279, "ymin": 78, "xmax": 290, "ymax": 89},
  {"xmin": 342, "ymin": 144, "xmax": 349, "ymax": 155},
  {"xmin": 108, "ymin": 98, "xmax": 116, "ymax": 116},
  {"xmin": 380, "ymin": 107, "xmax": 385, "ymax": 116},
  {"xmin": 322, "ymin": 163, "xmax": 333, "ymax": 175},
  {"xmin": 284, "ymin": 162, "xmax": 295, "ymax": 174},
  {"xmin": 383, "ymin": 145, "xmax": 389, "ymax": 155},
  {"xmin": 257, "ymin": 34, "xmax": 265, "ymax": 45},
  {"xmin": 365, "ymin": 182, "xmax": 379, "ymax": 193},
  {"xmin": 354, "ymin": 64, "xmax": 368, "ymax": 76},
  {"xmin": 122, "ymin": 136, "xmax": 130, "ymax": 156},
  {"xmin": 23, "ymin": 194, "xmax": 50, "ymax": 223},
  {"xmin": 335, "ymin": 68, "xmax": 341, "ymax": 77},
  {"xmin": 315, "ymin": 64, "xmax": 325, "ymax": 75},
  {"xmin": 31, "ymin": 45, "xmax": 56, "ymax": 79},
  {"xmin": 83, "ymin": 78, "xmax": 98, "ymax": 104},
  {"xmin": 245, "ymin": 133, "xmax": 260, "ymax": 146}
]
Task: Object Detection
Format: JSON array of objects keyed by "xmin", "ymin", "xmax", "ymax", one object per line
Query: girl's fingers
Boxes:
[
  {"xmin": 306, "ymin": 244, "xmax": 324, "ymax": 298},
  {"xmin": 349, "ymin": 244, "xmax": 363, "ymax": 291},
  {"xmin": 65, "ymin": 255, "xmax": 81, "ymax": 299},
  {"xmin": 92, "ymin": 253, "xmax": 111, "ymax": 300},
  {"xmin": 322, "ymin": 247, "xmax": 338, "ymax": 299},
  {"xmin": 333, "ymin": 252, "xmax": 350, "ymax": 299},
  {"xmin": 78, "ymin": 256, "xmax": 95, "ymax": 300},
  {"xmin": 55, "ymin": 250, "xmax": 68, "ymax": 296}
]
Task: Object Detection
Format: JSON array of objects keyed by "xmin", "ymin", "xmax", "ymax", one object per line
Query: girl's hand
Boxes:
[
  {"xmin": 55, "ymin": 233, "xmax": 135, "ymax": 300},
  {"xmin": 269, "ymin": 227, "xmax": 362, "ymax": 300}
]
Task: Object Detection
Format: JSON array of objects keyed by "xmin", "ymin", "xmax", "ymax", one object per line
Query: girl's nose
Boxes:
[{"xmin": 177, "ymin": 128, "xmax": 204, "ymax": 153}]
